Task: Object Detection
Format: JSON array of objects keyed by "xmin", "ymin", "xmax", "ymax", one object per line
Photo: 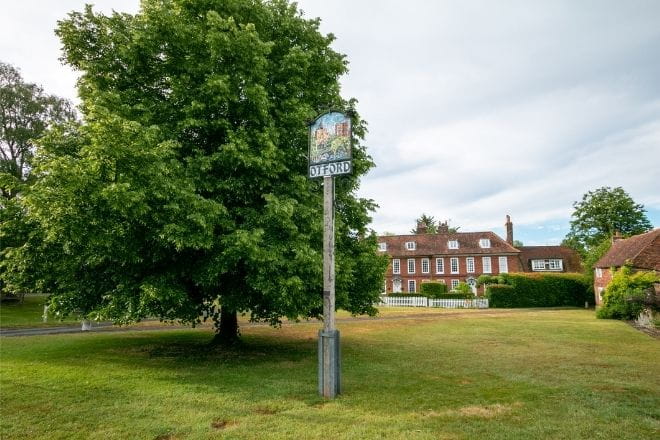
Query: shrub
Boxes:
[
  {"xmin": 477, "ymin": 275, "xmax": 497, "ymax": 286},
  {"xmin": 453, "ymin": 282, "xmax": 472, "ymax": 295},
  {"xmin": 420, "ymin": 282, "xmax": 448, "ymax": 298},
  {"xmin": 486, "ymin": 273, "xmax": 591, "ymax": 308},
  {"xmin": 596, "ymin": 265, "xmax": 659, "ymax": 320}
]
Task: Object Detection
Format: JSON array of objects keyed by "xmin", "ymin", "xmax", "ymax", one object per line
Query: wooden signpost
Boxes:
[{"xmin": 309, "ymin": 111, "xmax": 352, "ymax": 398}]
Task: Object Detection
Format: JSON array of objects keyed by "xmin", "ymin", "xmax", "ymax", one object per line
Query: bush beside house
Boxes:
[
  {"xmin": 420, "ymin": 282, "xmax": 447, "ymax": 297},
  {"xmin": 386, "ymin": 282, "xmax": 472, "ymax": 300},
  {"xmin": 485, "ymin": 273, "xmax": 591, "ymax": 308},
  {"xmin": 596, "ymin": 265, "xmax": 659, "ymax": 320}
]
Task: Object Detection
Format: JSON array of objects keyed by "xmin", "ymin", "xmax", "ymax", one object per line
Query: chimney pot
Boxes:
[{"xmin": 505, "ymin": 215, "xmax": 514, "ymax": 245}]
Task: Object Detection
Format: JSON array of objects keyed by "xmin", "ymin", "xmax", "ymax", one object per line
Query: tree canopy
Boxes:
[
  {"xmin": 0, "ymin": 62, "xmax": 75, "ymax": 296},
  {"xmin": 411, "ymin": 213, "xmax": 437, "ymax": 233},
  {"xmin": 1, "ymin": 0, "xmax": 387, "ymax": 342},
  {"xmin": 563, "ymin": 186, "xmax": 652, "ymax": 253},
  {"xmin": 0, "ymin": 61, "xmax": 75, "ymax": 200},
  {"xmin": 411, "ymin": 214, "xmax": 459, "ymax": 234}
]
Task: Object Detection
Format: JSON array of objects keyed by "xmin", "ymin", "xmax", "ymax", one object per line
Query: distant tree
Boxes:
[
  {"xmin": 410, "ymin": 215, "xmax": 461, "ymax": 234},
  {"xmin": 443, "ymin": 219, "xmax": 460, "ymax": 234},
  {"xmin": 1, "ymin": 0, "xmax": 387, "ymax": 344},
  {"xmin": 0, "ymin": 62, "xmax": 75, "ymax": 296},
  {"xmin": 0, "ymin": 61, "xmax": 75, "ymax": 200},
  {"xmin": 411, "ymin": 213, "xmax": 437, "ymax": 233},
  {"xmin": 513, "ymin": 240, "xmax": 524, "ymax": 247},
  {"xmin": 564, "ymin": 186, "xmax": 652, "ymax": 252}
]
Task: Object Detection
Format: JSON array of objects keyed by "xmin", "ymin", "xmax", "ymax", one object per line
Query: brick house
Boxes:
[
  {"xmin": 378, "ymin": 215, "xmax": 582, "ymax": 295},
  {"xmin": 593, "ymin": 229, "xmax": 660, "ymax": 305}
]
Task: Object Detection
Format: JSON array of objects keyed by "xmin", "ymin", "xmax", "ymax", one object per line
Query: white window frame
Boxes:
[
  {"xmin": 499, "ymin": 256, "xmax": 508, "ymax": 273},
  {"xmin": 436, "ymin": 258, "xmax": 444, "ymax": 274},
  {"xmin": 595, "ymin": 268, "xmax": 603, "ymax": 278},
  {"xmin": 407, "ymin": 258, "xmax": 415, "ymax": 274},
  {"xmin": 405, "ymin": 241, "xmax": 416, "ymax": 250},
  {"xmin": 482, "ymin": 256, "xmax": 492, "ymax": 274},
  {"xmin": 451, "ymin": 279, "xmax": 459, "ymax": 290},
  {"xmin": 549, "ymin": 259, "xmax": 562, "ymax": 270},
  {"xmin": 466, "ymin": 257, "xmax": 475, "ymax": 273},
  {"xmin": 598, "ymin": 287, "xmax": 604, "ymax": 301},
  {"xmin": 450, "ymin": 257, "xmax": 459, "ymax": 274},
  {"xmin": 531, "ymin": 259, "xmax": 563, "ymax": 271},
  {"xmin": 378, "ymin": 242, "xmax": 387, "ymax": 251},
  {"xmin": 448, "ymin": 240, "xmax": 459, "ymax": 249},
  {"xmin": 479, "ymin": 238, "xmax": 491, "ymax": 248},
  {"xmin": 392, "ymin": 259, "xmax": 400, "ymax": 275},
  {"xmin": 421, "ymin": 258, "xmax": 430, "ymax": 274},
  {"xmin": 408, "ymin": 280, "xmax": 416, "ymax": 293}
]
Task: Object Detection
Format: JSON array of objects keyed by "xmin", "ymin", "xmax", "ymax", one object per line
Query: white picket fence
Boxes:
[{"xmin": 380, "ymin": 296, "xmax": 489, "ymax": 309}]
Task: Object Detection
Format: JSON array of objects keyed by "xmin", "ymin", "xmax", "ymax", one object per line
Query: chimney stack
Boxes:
[
  {"xmin": 505, "ymin": 215, "xmax": 514, "ymax": 245},
  {"xmin": 416, "ymin": 222, "xmax": 427, "ymax": 234},
  {"xmin": 612, "ymin": 230, "xmax": 623, "ymax": 243},
  {"xmin": 437, "ymin": 221, "xmax": 449, "ymax": 234}
]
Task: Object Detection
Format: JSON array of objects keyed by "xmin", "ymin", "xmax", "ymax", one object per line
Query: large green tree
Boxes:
[
  {"xmin": 1, "ymin": 0, "xmax": 387, "ymax": 342},
  {"xmin": 563, "ymin": 186, "xmax": 652, "ymax": 253}
]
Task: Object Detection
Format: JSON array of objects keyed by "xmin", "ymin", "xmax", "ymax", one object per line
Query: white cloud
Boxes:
[{"xmin": 2, "ymin": 0, "xmax": 659, "ymax": 242}]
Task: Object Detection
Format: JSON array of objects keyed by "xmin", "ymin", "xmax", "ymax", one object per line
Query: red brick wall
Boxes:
[
  {"xmin": 593, "ymin": 267, "xmax": 613, "ymax": 305},
  {"xmin": 384, "ymin": 255, "xmax": 519, "ymax": 296}
]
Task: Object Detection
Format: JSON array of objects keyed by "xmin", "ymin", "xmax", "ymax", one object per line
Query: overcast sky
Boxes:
[{"xmin": 2, "ymin": 0, "xmax": 658, "ymax": 245}]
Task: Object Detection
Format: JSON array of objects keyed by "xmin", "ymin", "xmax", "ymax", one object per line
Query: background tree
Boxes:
[
  {"xmin": 2, "ymin": 0, "xmax": 387, "ymax": 343},
  {"xmin": 0, "ymin": 62, "xmax": 75, "ymax": 296},
  {"xmin": 0, "ymin": 62, "xmax": 75, "ymax": 200},
  {"xmin": 410, "ymin": 214, "xmax": 460, "ymax": 234},
  {"xmin": 411, "ymin": 213, "xmax": 437, "ymax": 233},
  {"xmin": 513, "ymin": 240, "xmax": 524, "ymax": 247},
  {"xmin": 563, "ymin": 186, "xmax": 652, "ymax": 253}
]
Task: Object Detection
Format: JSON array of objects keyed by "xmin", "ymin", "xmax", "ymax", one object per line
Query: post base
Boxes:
[{"xmin": 318, "ymin": 329, "xmax": 341, "ymax": 398}]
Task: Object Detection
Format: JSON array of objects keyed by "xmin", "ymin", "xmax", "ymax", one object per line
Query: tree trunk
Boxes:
[{"xmin": 212, "ymin": 307, "xmax": 240, "ymax": 345}]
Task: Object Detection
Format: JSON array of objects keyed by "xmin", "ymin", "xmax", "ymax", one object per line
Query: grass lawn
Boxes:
[
  {"xmin": 1, "ymin": 308, "xmax": 658, "ymax": 439},
  {"xmin": 0, "ymin": 295, "xmax": 81, "ymax": 328}
]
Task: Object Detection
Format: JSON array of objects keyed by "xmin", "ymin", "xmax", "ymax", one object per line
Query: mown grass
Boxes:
[
  {"xmin": 1, "ymin": 309, "xmax": 658, "ymax": 439},
  {"xmin": 0, "ymin": 295, "xmax": 80, "ymax": 328}
]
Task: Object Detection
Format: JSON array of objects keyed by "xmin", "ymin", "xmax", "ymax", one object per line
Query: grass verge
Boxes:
[{"xmin": 1, "ymin": 308, "xmax": 658, "ymax": 439}]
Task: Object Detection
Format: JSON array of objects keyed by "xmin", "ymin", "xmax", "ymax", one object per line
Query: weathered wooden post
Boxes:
[{"xmin": 308, "ymin": 111, "xmax": 352, "ymax": 398}]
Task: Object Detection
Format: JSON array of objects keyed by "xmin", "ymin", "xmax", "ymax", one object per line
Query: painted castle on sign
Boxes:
[{"xmin": 309, "ymin": 112, "xmax": 351, "ymax": 165}]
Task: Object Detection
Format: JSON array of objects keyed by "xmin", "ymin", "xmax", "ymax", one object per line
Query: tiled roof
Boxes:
[
  {"xmin": 517, "ymin": 246, "xmax": 582, "ymax": 272},
  {"xmin": 378, "ymin": 231, "xmax": 519, "ymax": 256},
  {"xmin": 594, "ymin": 229, "xmax": 660, "ymax": 270}
]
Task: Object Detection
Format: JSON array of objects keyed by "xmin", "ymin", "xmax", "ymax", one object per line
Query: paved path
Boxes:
[{"xmin": 0, "ymin": 308, "xmax": 538, "ymax": 337}]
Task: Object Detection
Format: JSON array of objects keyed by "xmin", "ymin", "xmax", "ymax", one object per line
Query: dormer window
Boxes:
[
  {"xmin": 479, "ymin": 238, "xmax": 491, "ymax": 248},
  {"xmin": 378, "ymin": 242, "xmax": 387, "ymax": 251},
  {"xmin": 448, "ymin": 240, "xmax": 459, "ymax": 249},
  {"xmin": 405, "ymin": 241, "xmax": 416, "ymax": 250}
]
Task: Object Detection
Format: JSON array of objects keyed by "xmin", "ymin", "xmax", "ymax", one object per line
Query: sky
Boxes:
[{"xmin": 1, "ymin": 0, "xmax": 659, "ymax": 245}]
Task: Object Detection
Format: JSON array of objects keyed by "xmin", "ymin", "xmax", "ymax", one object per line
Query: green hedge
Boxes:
[
  {"xmin": 420, "ymin": 282, "xmax": 448, "ymax": 297},
  {"xmin": 486, "ymin": 273, "xmax": 591, "ymax": 308}
]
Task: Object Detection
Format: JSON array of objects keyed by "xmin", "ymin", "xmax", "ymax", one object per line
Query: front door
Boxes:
[
  {"xmin": 467, "ymin": 277, "xmax": 477, "ymax": 295},
  {"xmin": 393, "ymin": 279, "xmax": 402, "ymax": 293}
]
